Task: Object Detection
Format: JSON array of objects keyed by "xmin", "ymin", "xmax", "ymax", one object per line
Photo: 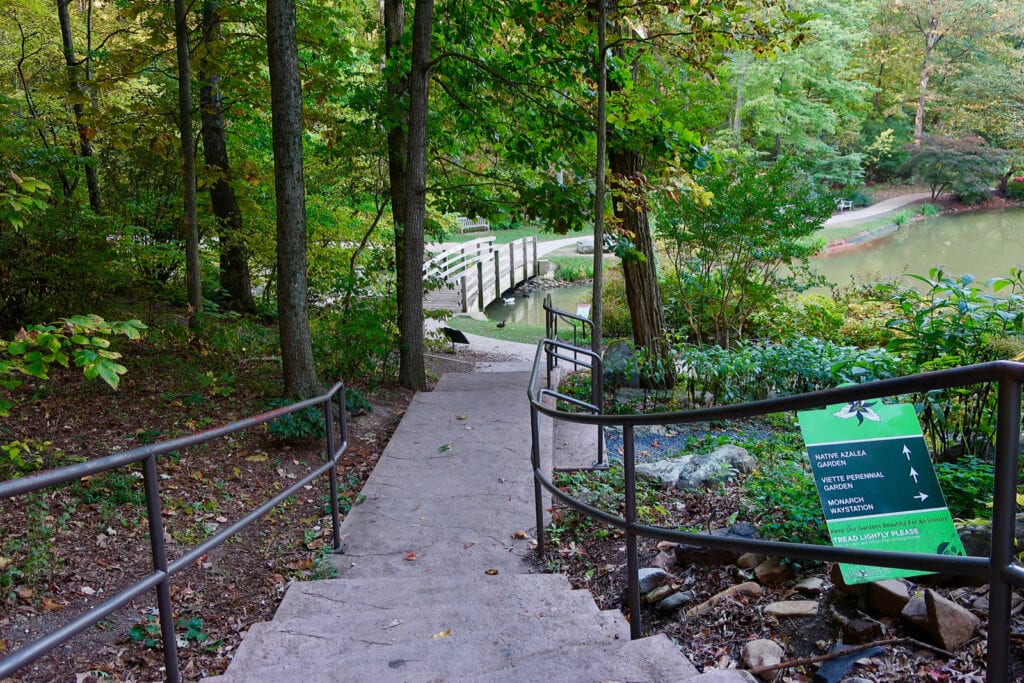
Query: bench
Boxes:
[
  {"xmin": 455, "ymin": 215, "xmax": 490, "ymax": 233},
  {"xmin": 836, "ymin": 199, "xmax": 854, "ymax": 212}
]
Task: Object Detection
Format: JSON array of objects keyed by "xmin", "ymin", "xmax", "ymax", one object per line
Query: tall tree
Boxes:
[
  {"xmin": 267, "ymin": 0, "xmax": 321, "ymax": 397},
  {"xmin": 397, "ymin": 0, "xmax": 434, "ymax": 390},
  {"xmin": 198, "ymin": 0, "xmax": 255, "ymax": 313},
  {"xmin": 56, "ymin": 0, "xmax": 101, "ymax": 213},
  {"xmin": 173, "ymin": 0, "xmax": 202, "ymax": 324}
]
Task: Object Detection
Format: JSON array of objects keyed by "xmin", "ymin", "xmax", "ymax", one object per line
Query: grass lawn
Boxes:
[
  {"xmin": 448, "ymin": 315, "xmax": 591, "ymax": 346},
  {"xmin": 434, "ymin": 225, "xmax": 588, "ymax": 245}
]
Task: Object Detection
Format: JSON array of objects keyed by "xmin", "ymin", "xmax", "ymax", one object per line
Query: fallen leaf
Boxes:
[
  {"xmin": 432, "ymin": 628, "xmax": 452, "ymax": 639},
  {"xmin": 511, "ymin": 530, "xmax": 529, "ymax": 539},
  {"xmin": 485, "ymin": 568, "xmax": 499, "ymax": 576},
  {"xmin": 463, "ymin": 542, "xmax": 475, "ymax": 549},
  {"xmin": 0, "ymin": 639, "xmax": 6, "ymax": 653},
  {"xmin": 0, "ymin": 557, "xmax": 11, "ymax": 570},
  {"xmin": 405, "ymin": 551, "xmax": 418, "ymax": 561},
  {"xmin": 384, "ymin": 619, "xmax": 402, "ymax": 629},
  {"xmin": 16, "ymin": 586, "xmax": 34, "ymax": 600},
  {"xmin": 245, "ymin": 454, "xmax": 268, "ymax": 462},
  {"xmin": 456, "ymin": 414, "xmax": 467, "ymax": 420},
  {"xmin": 438, "ymin": 444, "xmax": 453, "ymax": 453},
  {"xmin": 40, "ymin": 597, "xmax": 65, "ymax": 611}
]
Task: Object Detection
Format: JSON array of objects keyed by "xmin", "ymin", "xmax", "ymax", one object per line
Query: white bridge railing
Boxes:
[{"xmin": 423, "ymin": 236, "xmax": 539, "ymax": 313}]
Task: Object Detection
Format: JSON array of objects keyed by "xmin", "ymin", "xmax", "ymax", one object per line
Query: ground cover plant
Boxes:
[{"xmin": 0, "ymin": 313, "xmax": 416, "ymax": 681}]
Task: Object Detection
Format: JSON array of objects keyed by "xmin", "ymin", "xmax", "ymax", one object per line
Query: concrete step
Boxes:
[
  {"xmin": 272, "ymin": 573, "xmax": 601, "ymax": 621},
  {"xmin": 202, "ymin": 632, "xmax": 703, "ymax": 683},
  {"xmin": 433, "ymin": 371, "xmax": 532, "ymax": 392},
  {"xmin": 217, "ymin": 607, "xmax": 631, "ymax": 678}
]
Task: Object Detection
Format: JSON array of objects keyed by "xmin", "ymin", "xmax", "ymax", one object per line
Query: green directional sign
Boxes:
[{"xmin": 798, "ymin": 400, "xmax": 964, "ymax": 585}]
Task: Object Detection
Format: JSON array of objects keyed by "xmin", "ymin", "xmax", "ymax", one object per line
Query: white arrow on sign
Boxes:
[
  {"xmin": 909, "ymin": 466, "xmax": 919, "ymax": 483},
  {"xmin": 914, "ymin": 492, "xmax": 929, "ymax": 503},
  {"xmin": 903, "ymin": 445, "xmax": 912, "ymax": 460}
]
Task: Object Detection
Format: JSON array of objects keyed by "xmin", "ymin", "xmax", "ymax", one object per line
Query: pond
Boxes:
[
  {"xmin": 811, "ymin": 208, "xmax": 1024, "ymax": 291},
  {"xmin": 483, "ymin": 284, "xmax": 592, "ymax": 325}
]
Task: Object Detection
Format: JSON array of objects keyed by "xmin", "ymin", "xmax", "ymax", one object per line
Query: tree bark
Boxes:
[
  {"xmin": 397, "ymin": 0, "xmax": 433, "ymax": 391},
  {"xmin": 609, "ymin": 148, "xmax": 672, "ymax": 387},
  {"xmin": 173, "ymin": 0, "xmax": 203, "ymax": 326},
  {"xmin": 913, "ymin": 13, "xmax": 941, "ymax": 147},
  {"xmin": 200, "ymin": 0, "xmax": 255, "ymax": 313},
  {"xmin": 383, "ymin": 0, "xmax": 408, "ymax": 345},
  {"xmin": 56, "ymin": 0, "xmax": 102, "ymax": 214},
  {"xmin": 267, "ymin": 0, "xmax": 322, "ymax": 397},
  {"xmin": 591, "ymin": 0, "xmax": 608, "ymax": 355}
]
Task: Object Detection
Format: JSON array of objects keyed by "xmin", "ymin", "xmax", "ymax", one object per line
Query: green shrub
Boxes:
[
  {"xmin": 742, "ymin": 433, "xmax": 828, "ymax": 545},
  {"xmin": 750, "ymin": 295, "xmax": 846, "ymax": 343},
  {"xmin": 955, "ymin": 186, "xmax": 990, "ymax": 206},
  {"xmin": 549, "ymin": 256, "xmax": 594, "ymax": 281},
  {"xmin": 848, "ymin": 187, "xmax": 873, "ymax": 207},
  {"xmin": 266, "ymin": 398, "xmax": 326, "ymax": 442},
  {"xmin": 934, "ymin": 456, "xmax": 994, "ymax": 520},
  {"xmin": 1007, "ymin": 178, "xmax": 1024, "ymax": 201},
  {"xmin": 600, "ymin": 270, "xmax": 634, "ymax": 338},
  {"xmin": 892, "ymin": 209, "xmax": 914, "ymax": 226},
  {"xmin": 917, "ymin": 203, "xmax": 940, "ymax": 216}
]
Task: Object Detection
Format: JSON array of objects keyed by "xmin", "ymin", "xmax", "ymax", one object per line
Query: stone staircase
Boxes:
[{"xmin": 203, "ymin": 369, "xmax": 749, "ymax": 682}]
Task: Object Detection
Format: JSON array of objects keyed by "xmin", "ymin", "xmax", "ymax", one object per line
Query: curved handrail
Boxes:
[
  {"xmin": 527, "ymin": 334, "xmax": 1024, "ymax": 681},
  {"xmin": 0, "ymin": 383, "xmax": 349, "ymax": 682}
]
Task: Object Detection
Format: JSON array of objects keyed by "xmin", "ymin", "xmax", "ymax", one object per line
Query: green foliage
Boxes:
[
  {"xmin": 0, "ymin": 439, "xmax": 74, "ymax": 479},
  {"xmin": 934, "ymin": 456, "xmax": 994, "ymax": 520},
  {"xmin": 128, "ymin": 616, "xmax": 208, "ymax": 649},
  {"xmin": 549, "ymin": 256, "xmax": 595, "ymax": 281},
  {"xmin": 0, "ymin": 492, "xmax": 68, "ymax": 596},
  {"xmin": 0, "ymin": 315, "xmax": 146, "ymax": 417},
  {"xmin": 658, "ymin": 156, "xmax": 834, "ymax": 347},
  {"xmin": 674, "ymin": 337, "xmax": 901, "ymax": 407},
  {"xmin": 266, "ymin": 398, "xmax": 326, "ymax": 442},
  {"xmin": 742, "ymin": 434, "xmax": 828, "ymax": 545},
  {"xmin": 903, "ymin": 137, "xmax": 1008, "ymax": 202},
  {"xmin": 847, "ymin": 187, "xmax": 874, "ymax": 208},
  {"xmin": 860, "ymin": 123, "xmax": 912, "ymax": 182},
  {"xmin": 1007, "ymin": 177, "xmax": 1024, "ymax": 201},
  {"xmin": 917, "ymin": 203, "xmax": 940, "ymax": 216},
  {"xmin": 549, "ymin": 464, "xmax": 668, "ymax": 545},
  {"xmin": 310, "ymin": 279, "xmax": 398, "ymax": 387},
  {"xmin": 892, "ymin": 209, "xmax": 914, "ymax": 226},
  {"xmin": 344, "ymin": 387, "xmax": 372, "ymax": 416},
  {"xmin": 877, "ymin": 268, "xmax": 1024, "ymax": 456},
  {"xmin": 599, "ymin": 270, "xmax": 634, "ymax": 339}
]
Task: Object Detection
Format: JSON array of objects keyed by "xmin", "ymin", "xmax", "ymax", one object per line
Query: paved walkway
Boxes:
[
  {"xmin": 823, "ymin": 191, "xmax": 932, "ymax": 227},
  {"xmin": 208, "ymin": 363, "xmax": 751, "ymax": 681}
]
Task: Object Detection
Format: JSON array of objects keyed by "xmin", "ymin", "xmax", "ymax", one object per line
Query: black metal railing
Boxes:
[
  {"xmin": 543, "ymin": 295, "xmax": 604, "ymax": 467},
  {"xmin": 0, "ymin": 383, "xmax": 349, "ymax": 682},
  {"xmin": 527, "ymin": 333, "xmax": 1024, "ymax": 682}
]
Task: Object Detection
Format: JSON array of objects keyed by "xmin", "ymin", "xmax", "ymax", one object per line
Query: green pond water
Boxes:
[
  {"xmin": 486, "ymin": 208, "xmax": 1024, "ymax": 326},
  {"xmin": 812, "ymin": 208, "xmax": 1024, "ymax": 291}
]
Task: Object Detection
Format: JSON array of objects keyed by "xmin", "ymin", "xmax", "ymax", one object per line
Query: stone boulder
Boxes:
[
  {"xmin": 576, "ymin": 237, "xmax": 595, "ymax": 254},
  {"xmin": 603, "ymin": 340, "xmax": 639, "ymax": 390},
  {"xmin": 673, "ymin": 523, "xmax": 759, "ymax": 567},
  {"xmin": 635, "ymin": 445, "xmax": 755, "ymax": 490}
]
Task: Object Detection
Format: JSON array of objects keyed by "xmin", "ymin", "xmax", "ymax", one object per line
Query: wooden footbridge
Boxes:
[{"xmin": 423, "ymin": 236, "xmax": 539, "ymax": 314}]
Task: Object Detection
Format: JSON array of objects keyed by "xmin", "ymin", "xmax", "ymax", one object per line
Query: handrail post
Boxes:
[
  {"xmin": 987, "ymin": 376, "xmax": 1020, "ymax": 681},
  {"xmin": 509, "ymin": 243, "xmax": 516, "ymax": 287},
  {"xmin": 325, "ymin": 392, "xmax": 343, "ymax": 552},
  {"xmin": 142, "ymin": 454, "xmax": 181, "ymax": 683},
  {"xmin": 476, "ymin": 261, "xmax": 485, "ymax": 311},
  {"xmin": 531, "ymin": 405, "xmax": 546, "ymax": 559},
  {"xmin": 622, "ymin": 424, "xmax": 641, "ymax": 639}
]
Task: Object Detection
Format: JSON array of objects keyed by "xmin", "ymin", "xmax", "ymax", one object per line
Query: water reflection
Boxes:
[
  {"xmin": 483, "ymin": 284, "xmax": 592, "ymax": 325},
  {"xmin": 812, "ymin": 208, "xmax": 1024, "ymax": 292}
]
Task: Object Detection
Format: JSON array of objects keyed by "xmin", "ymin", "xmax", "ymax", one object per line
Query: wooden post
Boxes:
[
  {"xmin": 460, "ymin": 275, "xmax": 468, "ymax": 312},
  {"xmin": 531, "ymin": 236, "xmax": 538, "ymax": 277},
  {"xmin": 522, "ymin": 238, "xmax": 528, "ymax": 280},
  {"xmin": 476, "ymin": 261, "xmax": 485, "ymax": 311},
  {"xmin": 509, "ymin": 243, "xmax": 516, "ymax": 287},
  {"xmin": 494, "ymin": 250, "xmax": 501, "ymax": 298}
]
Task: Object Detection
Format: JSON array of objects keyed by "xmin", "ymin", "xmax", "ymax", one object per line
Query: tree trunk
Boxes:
[
  {"xmin": 383, "ymin": 0, "xmax": 408, "ymax": 344},
  {"xmin": 56, "ymin": 0, "xmax": 102, "ymax": 214},
  {"xmin": 913, "ymin": 14, "xmax": 941, "ymax": 147},
  {"xmin": 173, "ymin": 0, "xmax": 203, "ymax": 326},
  {"xmin": 608, "ymin": 148, "xmax": 672, "ymax": 388},
  {"xmin": 397, "ymin": 0, "xmax": 433, "ymax": 391},
  {"xmin": 200, "ymin": 0, "xmax": 255, "ymax": 313},
  {"xmin": 591, "ymin": 0, "xmax": 608, "ymax": 355},
  {"xmin": 267, "ymin": 0, "xmax": 322, "ymax": 397}
]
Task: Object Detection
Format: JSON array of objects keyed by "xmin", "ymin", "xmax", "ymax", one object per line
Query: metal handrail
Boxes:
[
  {"xmin": 527, "ymin": 336, "xmax": 1024, "ymax": 681},
  {"xmin": 0, "ymin": 383, "xmax": 349, "ymax": 682},
  {"xmin": 542, "ymin": 296, "xmax": 604, "ymax": 467}
]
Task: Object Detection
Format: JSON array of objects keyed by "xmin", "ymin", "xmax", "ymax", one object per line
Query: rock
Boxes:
[
  {"xmin": 687, "ymin": 581, "xmax": 762, "ymax": 618},
  {"xmin": 867, "ymin": 579, "xmax": 912, "ymax": 617},
  {"xmin": 794, "ymin": 577, "xmax": 825, "ymax": 596},
  {"xmin": 638, "ymin": 567, "xmax": 671, "ymax": 594},
  {"xmin": 643, "ymin": 584, "xmax": 675, "ymax": 605},
  {"xmin": 737, "ymin": 553, "xmax": 766, "ymax": 570},
  {"xmin": 603, "ymin": 341, "xmax": 639, "ymax": 389},
  {"xmin": 657, "ymin": 590, "xmax": 695, "ymax": 614},
  {"xmin": 925, "ymin": 588, "xmax": 980, "ymax": 650},
  {"xmin": 754, "ymin": 557, "xmax": 794, "ymax": 586},
  {"xmin": 635, "ymin": 445, "xmax": 755, "ymax": 490},
  {"xmin": 674, "ymin": 523, "xmax": 760, "ymax": 567},
  {"xmin": 834, "ymin": 611, "xmax": 883, "ymax": 643},
  {"xmin": 900, "ymin": 591, "xmax": 929, "ymax": 631},
  {"xmin": 742, "ymin": 638, "xmax": 784, "ymax": 670},
  {"xmin": 765, "ymin": 600, "xmax": 818, "ymax": 618},
  {"xmin": 576, "ymin": 237, "xmax": 595, "ymax": 254},
  {"xmin": 650, "ymin": 549, "xmax": 676, "ymax": 570}
]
